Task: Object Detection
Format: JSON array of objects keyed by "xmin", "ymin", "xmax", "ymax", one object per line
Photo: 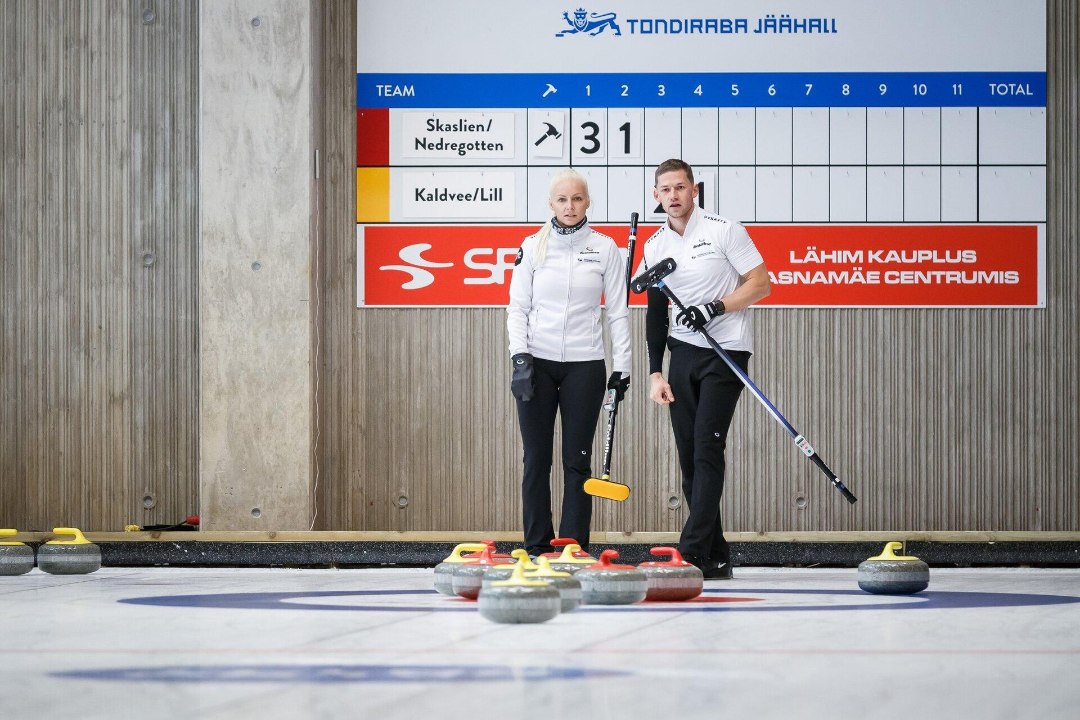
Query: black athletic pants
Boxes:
[
  {"xmin": 666, "ymin": 338, "xmax": 750, "ymax": 568},
  {"xmin": 515, "ymin": 357, "xmax": 606, "ymax": 555}
]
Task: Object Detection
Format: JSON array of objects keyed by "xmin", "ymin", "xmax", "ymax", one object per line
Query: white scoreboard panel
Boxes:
[{"xmin": 356, "ymin": 1, "xmax": 1046, "ymax": 307}]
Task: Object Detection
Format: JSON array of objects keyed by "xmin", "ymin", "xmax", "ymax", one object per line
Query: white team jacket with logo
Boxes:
[
  {"xmin": 639, "ymin": 209, "xmax": 765, "ymax": 352},
  {"xmin": 507, "ymin": 223, "xmax": 631, "ymax": 374}
]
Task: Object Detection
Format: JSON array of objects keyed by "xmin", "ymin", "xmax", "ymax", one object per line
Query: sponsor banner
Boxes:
[
  {"xmin": 360, "ymin": 225, "xmax": 542, "ymax": 307},
  {"xmin": 755, "ymin": 225, "xmax": 1042, "ymax": 306},
  {"xmin": 358, "ymin": 224, "xmax": 1043, "ymax": 308}
]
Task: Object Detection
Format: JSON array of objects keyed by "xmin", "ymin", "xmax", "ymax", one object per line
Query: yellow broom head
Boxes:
[{"xmin": 584, "ymin": 476, "xmax": 630, "ymax": 502}]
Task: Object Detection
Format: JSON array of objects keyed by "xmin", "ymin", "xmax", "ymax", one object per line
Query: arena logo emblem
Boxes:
[{"xmin": 556, "ymin": 8, "xmax": 621, "ymax": 37}]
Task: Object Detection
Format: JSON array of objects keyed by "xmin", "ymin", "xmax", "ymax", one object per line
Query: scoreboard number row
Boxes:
[{"xmin": 583, "ymin": 82, "xmax": 964, "ymax": 99}]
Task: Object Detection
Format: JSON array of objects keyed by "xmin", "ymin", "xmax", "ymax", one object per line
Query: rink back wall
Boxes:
[{"xmin": 1, "ymin": 1, "xmax": 1077, "ymax": 536}]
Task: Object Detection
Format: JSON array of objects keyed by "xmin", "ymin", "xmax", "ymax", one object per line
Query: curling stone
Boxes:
[
  {"xmin": 451, "ymin": 543, "xmax": 513, "ymax": 600},
  {"xmin": 0, "ymin": 529, "xmax": 36, "ymax": 576},
  {"xmin": 575, "ymin": 549, "xmax": 648, "ymax": 605},
  {"xmin": 433, "ymin": 542, "xmax": 488, "ymax": 596},
  {"xmin": 638, "ymin": 547, "xmax": 703, "ymax": 601},
  {"xmin": 36, "ymin": 527, "xmax": 101, "ymax": 575},
  {"xmin": 482, "ymin": 549, "xmax": 538, "ymax": 589},
  {"xmin": 478, "ymin": 564, "xmax": 561, "ymax": 624},
  {"xmin": 527, "ymin": 556, "xmax": 582, "ymax": 612},
  {"xmin": 544, "ymin": 541, "xmax": 597, "ymax": 575},
  {"xmin": 858, "ymin": 542, "xmax": 929, "ymax": 595}
]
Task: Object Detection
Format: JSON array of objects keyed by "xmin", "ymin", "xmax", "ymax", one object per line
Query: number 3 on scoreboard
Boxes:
[
  {"xmin": 575, "ymin": 110, "xmax": 641, "ymax": 160},
  {"xmin": 580, "ymin": 121, "xmax": 601, "ymax": 154},
  {"xmin": 572, "ymin": 110, "xmax": 608, "ymax": 162}
]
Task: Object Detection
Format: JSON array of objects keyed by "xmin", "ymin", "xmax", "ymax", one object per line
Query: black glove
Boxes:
[
  {"xmin": 676, "ymin": 300, "xmax": 724, "ymax": 331},
  {"xmin": 511, "ymin": 353, "xmax": 535, "ymax": 402},
  {"xmin": 606, "ymin": 372, "xmax": 629, "ymax": 402}
]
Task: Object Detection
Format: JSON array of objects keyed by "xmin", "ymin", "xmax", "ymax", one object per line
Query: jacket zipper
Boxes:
[{"xmin": 560, "ymin": 234, "xmax": 575, "ymax": 361}]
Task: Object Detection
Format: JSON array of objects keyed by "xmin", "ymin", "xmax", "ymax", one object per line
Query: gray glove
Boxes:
[{"xmin": 511, "ymin": 353, "xmax": 535, "ymax": 402}]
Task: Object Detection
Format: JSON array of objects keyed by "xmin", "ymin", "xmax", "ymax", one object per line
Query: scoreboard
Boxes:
[{"xmin": 356, "ymin": 1, "xmax": 1046, "ymax": 307}]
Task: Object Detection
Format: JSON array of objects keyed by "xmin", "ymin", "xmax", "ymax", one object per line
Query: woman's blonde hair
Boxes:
[{"xmin": 534, "ymin": 169, "xmax": 590, "ymax": 266}]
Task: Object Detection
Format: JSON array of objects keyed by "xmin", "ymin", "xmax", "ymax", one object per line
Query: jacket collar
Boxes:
[{"xmin": 551, "ymin": 216, "xmax": 588, "ymax": 236}]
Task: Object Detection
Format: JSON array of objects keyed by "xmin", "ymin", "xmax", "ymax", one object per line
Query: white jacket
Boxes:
[{"xmin": 507, "ymin": 221, "xmax": 631, "ymax": 373}]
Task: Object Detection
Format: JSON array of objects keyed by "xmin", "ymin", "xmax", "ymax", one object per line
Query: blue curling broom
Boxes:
[{"xmin": 630, "ymin": 258, "xmax": 857, "ymax": 505}]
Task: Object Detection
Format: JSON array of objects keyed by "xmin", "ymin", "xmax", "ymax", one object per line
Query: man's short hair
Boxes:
[{"xmin": 654, "ymin": 159, "xmax": 694, "ymax": 186}]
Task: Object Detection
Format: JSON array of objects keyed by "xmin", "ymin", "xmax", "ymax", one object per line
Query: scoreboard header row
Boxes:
[{"xmin": 357, "ymin": 72, "xmax": 1046, "ymax": 110}]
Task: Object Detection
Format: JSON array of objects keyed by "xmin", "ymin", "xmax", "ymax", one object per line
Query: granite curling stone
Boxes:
[
  {"xmin": 451, "ymin": 543, "xmax": 512, "ymax": 600},
  {"xmin": 482, "ymin": 549, "xmax": 539, "ymax": 590},
  {"xmin": 858, "ymin": 542, "xmax": 930, "ymax": 595},
  {"xmin": 478, "ymin": 564, "xmax": 561, "ymax": 624},
  {"xmin": 638, "ymin": 547, "xmax": 703, "ymax": 601},
  {"xmin": 527, "ymin": 557, "xmax": 582, "ymax": 612},
  {"xmin": 433, "ymin": 542, "xmax": 488, "ymax": 596},
  {"xmin": 576, "ymin": 549, "xmax": 648, "ymax": 605},
  {"xmin": 36, "ymin": 527, "xmax": 101, "ymax": 575},
  {"xmin": 0, "ymin": 529, "xmax": 35, "ymax": 576}
]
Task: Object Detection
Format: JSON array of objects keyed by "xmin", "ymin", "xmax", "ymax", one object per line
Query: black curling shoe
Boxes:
[
  {"xmin": 682, "ymin": 554, "xmax": 734, "ymax": 580},
  {"xmin": 701, "ymin": 563, "xmax": 733, "ymax": 580}
]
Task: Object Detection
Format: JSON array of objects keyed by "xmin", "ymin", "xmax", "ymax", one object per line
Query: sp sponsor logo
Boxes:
[
  {"xmin": 379, "ymin": 243, "xmax": 519, "ymax": 290},
  {"xmin": 556, "ymin": 8, "xmax": 621, "ymax": 37},
  {"xmin": 365, "ymin": 227, "xmax": 529, "ymax": 305}
]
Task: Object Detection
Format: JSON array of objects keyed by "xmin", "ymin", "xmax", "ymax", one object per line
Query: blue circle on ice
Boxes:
[
  {"xmin": 52, "ymin": 663, "xmax": 630, "ymax": 684},
  {"xmin": 118, "ymin": 587, "xmax": 1080, "ymax": 613}
]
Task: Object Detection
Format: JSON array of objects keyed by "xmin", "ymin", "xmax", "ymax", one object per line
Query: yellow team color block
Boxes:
[{"xmin": 356, "ymin": 167, "xmax": 390, "ymax": 223}]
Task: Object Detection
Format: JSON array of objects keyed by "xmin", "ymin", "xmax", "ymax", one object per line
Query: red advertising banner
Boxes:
[
  {"xmin": 754, "ymin": 225, "xmax": 1042, "ymax": 307},
  {"xmin": 360, "ymin": 225, "xmax": 639, "ymax": 307},
  {"xmin": 359, "ymin": 224, "xmax": 1043, "ymax": 308}
]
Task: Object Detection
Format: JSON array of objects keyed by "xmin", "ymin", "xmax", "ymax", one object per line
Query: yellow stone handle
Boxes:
[
  {"xmin": 553, "ymin": 543, "xmax": 594, "ymax": 563},
  {"xmin": 491, "ymin": 561, "xmax": 549, "ymax": 588},
  {"xmin": 557, "ymin": 543, "xmax": 581, "ymax": 558},
  {"xmin": 47, "ymin": 527, "xmax": 92, "ymax": 545},
  {"xmin": 492, "ymin": 548, "xmax": 539, "ymax": 570},
  {"xmin": 445, "ymin": 542, "xmax": 487, "ymax": 562},
  {"xmin": 869, "ymin": 541, "xmax": 919, "ymax": 561},
  {"xmin": 0, "ymin": 528, "xmax": 25, "ymax": 546},
  {"xmin": 530, "ymin": 556, "xmax": 571, "ymax": 578}
]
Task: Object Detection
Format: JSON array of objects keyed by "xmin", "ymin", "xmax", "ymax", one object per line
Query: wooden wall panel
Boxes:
[
  {"xmin": 0, "ymin": 0, "xmax": 198, "ymax": 531},
  {"xmin": 130, "ymin": 0, "xmax": 200, "ymax": 531}
]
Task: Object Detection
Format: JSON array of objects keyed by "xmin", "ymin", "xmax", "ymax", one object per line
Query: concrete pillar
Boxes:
[{"xmin": 198, "ymin": 1, "xmax": 313, "ymax": 529}]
